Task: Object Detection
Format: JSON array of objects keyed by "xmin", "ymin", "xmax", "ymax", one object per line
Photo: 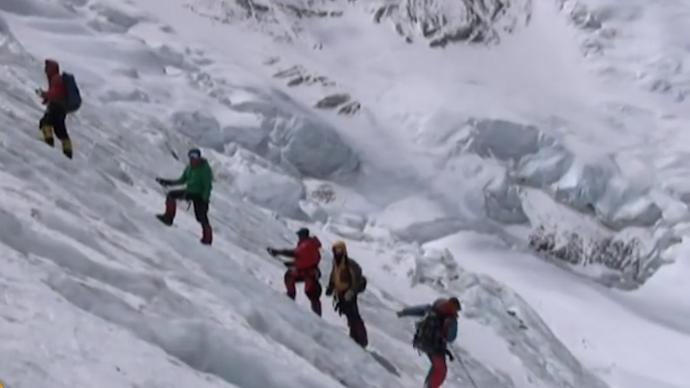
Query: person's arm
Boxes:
[
  {"xmin": 396, "ymin": 304, "xmax": 431, "ymax": 317},
  {"xmin": 171, "ymin": 167, "xmax": 189, "ymax": 185},
  {"xmin": 267, "ymin": 248, "xmax": 296, "ymax": 258},
  {"xmin": 156, "ymin": 167, "xmax": 189, "ymax": 187}
]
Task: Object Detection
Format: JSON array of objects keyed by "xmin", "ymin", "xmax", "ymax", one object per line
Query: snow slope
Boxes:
[{"xmin": 1, "ymin": 0, "xmax": 689, "ymax": 387}]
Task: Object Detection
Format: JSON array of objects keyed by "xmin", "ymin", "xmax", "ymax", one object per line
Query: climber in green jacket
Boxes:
[{"xmin": 156, "ymin": 148, "xmax": 213, "ymax": 245}]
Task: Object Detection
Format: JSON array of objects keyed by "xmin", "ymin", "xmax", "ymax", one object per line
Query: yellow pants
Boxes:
[
  {"xmin": 62, "ymin": 139, "xmax": 72, "ymax": 157},
  {"xmin": 41, "ymin": 125, "xmax": 72, "ymax": 158},
  {"xmin": 40, "ymin": 125, "xmax": 54, "ymax": 145}
]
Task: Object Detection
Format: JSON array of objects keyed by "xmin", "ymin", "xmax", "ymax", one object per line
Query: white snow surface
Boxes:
[{"xmin": 1, "ymin": 0, "xmax": 690, "ymax": 387}]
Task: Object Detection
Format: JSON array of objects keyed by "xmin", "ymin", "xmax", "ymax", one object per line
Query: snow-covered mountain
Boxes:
[
  {"xmin": 1, "ymin": 0, "xmax": 689, "ymax": 388},
  {"xmin": 373, "ymin": 0, "xmax": 533, "ymax": 46}
]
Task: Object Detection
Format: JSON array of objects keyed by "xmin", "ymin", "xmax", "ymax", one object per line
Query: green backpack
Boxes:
[{"xmin": 412, "ymin": 310, "xmax": 445, "ymax": 354}]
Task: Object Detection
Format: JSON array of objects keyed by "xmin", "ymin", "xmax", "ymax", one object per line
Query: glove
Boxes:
[
  {"xmin": 266, "ymin": 247, "xmax": 278, "ymax": 257},
  {"xmin": 333, "ymin": 298, "xmax": 343, "ymax": 316},
  {"xmin": 155, "ymin": 177, "xmax": 170, "ymax": 187},
  {"xmin": 325, "ymin": 286, "xmax": 333, "ymax": 297},
  {"xmin": 344, "ymin": 289, "xmax": 355, "ymax": 302}
]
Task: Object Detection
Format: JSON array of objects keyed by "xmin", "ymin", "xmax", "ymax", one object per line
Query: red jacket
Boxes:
[
  {"xmin": 293, "ymin": 237, "xmax": 321, "ymax": 270},
  {"xmin": 433, "ymin": 299, "xmax": 459, "ymax": 342},
  {"xmin": 42, "ymin": 59, "xmax": 66, "ymax": 105}
]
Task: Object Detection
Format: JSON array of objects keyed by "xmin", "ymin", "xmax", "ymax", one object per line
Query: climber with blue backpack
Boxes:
[
  {"xmin": 36, "ymin": 59, "xmax": 82, "ymax": 159},
  {"xmin": 398, "ymin": 297, "xmax": 461, "ymax": 388}
]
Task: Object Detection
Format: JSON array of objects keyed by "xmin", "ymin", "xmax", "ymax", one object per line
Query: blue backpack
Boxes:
[{"xmin": 62, "ymin": 72, "xmax": 82, "ymax": 113}]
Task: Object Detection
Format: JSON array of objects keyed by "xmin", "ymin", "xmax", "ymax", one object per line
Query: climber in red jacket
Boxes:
[
  {"xmin": 267, "ymin": 228, "xmax": 323, "ymax": 316},
  {"xmin": 37, "ymin": 59, "xmax": 73, "ymax": 158}
]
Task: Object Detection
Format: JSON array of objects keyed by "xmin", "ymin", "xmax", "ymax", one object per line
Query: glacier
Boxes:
[{"xmin": 0, "ymin": 0, "xmax": 689, "ymax": 388}]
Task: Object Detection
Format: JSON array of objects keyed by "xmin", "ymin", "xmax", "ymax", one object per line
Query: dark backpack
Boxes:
[
  {"xmin": 62, "ymin": 72, "xmax": 82, "ymax": 113},
  {"xmin": 358, "ymin": 276, "xmax": 367, "ymax": 293},
  {"xmin": 412, "ymin": 310, "xmax": 445, "ymax": 354},
  {"xmin": 349, "ymin": 259, "xmax": 367, "ymax": 293}
]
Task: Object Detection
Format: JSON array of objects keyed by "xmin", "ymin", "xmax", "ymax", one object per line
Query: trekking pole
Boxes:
[{"xmin": 455, "ymin": 353, "xmax": 480, "ymax": 388}]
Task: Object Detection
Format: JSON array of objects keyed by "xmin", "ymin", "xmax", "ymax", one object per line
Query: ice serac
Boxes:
[
  {"xmin": 170, "ymin": 101, "xmax": 359, "ymax": 180},
  {"xmin": 457, "ymin": 117, "xmax": 664, "ymax": 231},
  {"xmin": 219, "ymin": 147, "xmax": 307, "ymax": 218},
  {"xmin": 551, "ymin": 158, "xmax": 663, "ymax": 229},
  {"xmin": 483, "ymin": 174, "xmax": 528, "ymax": 224},
  {"xmin": 412, "ymin": 248, "xmax": 609, "ymax": 388},
  {"xmin": 275, "ymin": 114, "xmax": 360, "ymax": 179},
  {"xmin": 515, "ymin": 144, "xmax": 574, "ymax": 186},
  {"xmin": 466, "ymin": 118, "xmax": 542, "ymax": 161}
]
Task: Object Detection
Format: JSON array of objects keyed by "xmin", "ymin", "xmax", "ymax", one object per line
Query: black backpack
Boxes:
[
  {"xmin": 62, "ymin": 72, "xmax": 82, "ymax": 113},
  {"xmin": 357, "ymin": 276, "xmax": 367, "ymax": 293},
  {"xmin": 349, "ymin": 259, "xmax": 367, "ymax": 293},
  {"xmin": 412, "ymin": 310, "xmax": 445, "ymax": 354}
]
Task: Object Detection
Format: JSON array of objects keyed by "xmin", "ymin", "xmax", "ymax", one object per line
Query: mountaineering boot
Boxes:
[
  {"xmin": 349, "ymin": 319, "xmax": 369, "ymax": 348},
  {"xmin": 310, "ymin": 298, "xmax": 322, "ymax": 317},
  {"xmin": 200, "ymin": 224, "xmax": 213, "ymax": 245},
  {"xmin": 284, "ymin": 271, "xmax": 297, "ymax": 300},
  {"xmin": 61, "ymin": 139, "xmax": 73, "ymax": 159},
  {"xmin": 156, "ymin": 198, "xmax": 176, "ymax": 226},
  {"xmin": 156, "ymin": 214, "xmax": 173, "ymax": 226},
  {"xmin": 41, "ymin": 126, "xmax": 54, "ymax": 146}
]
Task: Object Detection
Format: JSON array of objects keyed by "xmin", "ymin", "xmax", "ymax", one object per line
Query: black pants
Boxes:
[
  {"xmin": 337, "ymin": 295, "xmax": 368, "ymax": 347},
  {"xmin": 167, "ymin": 190, "xmax": 209, "ymax": 226},
  {"xmin": 39, "ymin": 103, "xmax": 69, "ymax": 140}
]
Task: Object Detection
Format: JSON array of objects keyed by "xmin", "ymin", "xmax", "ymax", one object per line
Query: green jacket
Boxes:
[{"xmin": 174, "ymin": 159, "xmax": 213, "ymax": 202}]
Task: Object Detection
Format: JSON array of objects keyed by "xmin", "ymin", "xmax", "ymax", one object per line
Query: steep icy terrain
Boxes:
[
  {"xmin": 1, "ymin": 0, "xmax": 690, "ymax": 388},
  {"xmin": 0, "ymin": 0, "xmax": 615, "ymax": 388}
]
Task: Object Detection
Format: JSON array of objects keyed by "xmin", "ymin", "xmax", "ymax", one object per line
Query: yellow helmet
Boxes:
[{"xmin": 332, "ymin": 240, "xmax": 348, "ymax": 255}]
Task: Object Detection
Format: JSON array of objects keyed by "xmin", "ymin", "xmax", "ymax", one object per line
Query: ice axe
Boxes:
[{"xmin": 450, "ymin": 348, "xmax": 479, "ymax": 388}]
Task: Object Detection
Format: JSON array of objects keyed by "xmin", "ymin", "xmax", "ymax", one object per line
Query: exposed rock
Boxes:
[
  {"xmin": 315, "ymin": 93, "xmax": 351, "ymax": 109},
  {"xmin": 338, "ymin": 101, "xmax": 361, "ymax": 115},
  {"xmin": 373, "ymin": 0, "xmax": 533, "ymax": 47}
]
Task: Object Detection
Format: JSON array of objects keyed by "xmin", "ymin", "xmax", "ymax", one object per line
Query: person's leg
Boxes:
[
  {"xmin": 343, "ymin": 297, "xmax": 368, "ymax": 347},
  {"xmin": 193, "ymin": 198, "xmax": 212, "ymax": 245},
  {"xmin": 304, "ymin": 273, "xmax": 322, "ymax": 316},
  {"xmin": 51, "ymin": 106, "xmax": 71, "ymax": 158},
  {"xmin": 424, "ymin": 354, "xmax": 447, "ymax": 388},
  {"xmin": 158, "ymin": 190, "xmax": 186, "ymax": 225},
  {"xmin": 39, "ymin": 110, "xmax": 54, "ymax": 146}
]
